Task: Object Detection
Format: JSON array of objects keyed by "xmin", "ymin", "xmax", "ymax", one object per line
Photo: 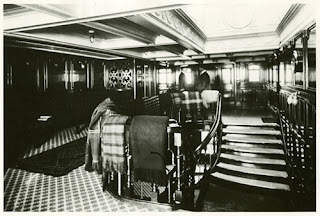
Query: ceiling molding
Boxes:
[
  {"xmin": 278, "ymin": 3, "xmax": 316, "ymax": 47},
  {"xmin": 276, "ymin": 4, "xmax": 302, "ymax": 34},
  {"xmin": 5, "ymin": 39, "xmax": 125, "ymax": 61},
  {"xmin": 18, "ymin": 4, "xmax": 71, "ymax": 19},
  {"xmin": 155, "ymin": 56, "xmax": 191, "ymax": 61},
  {"xmin": 11, "ymin": 5, "xmax": 159, "ymax": 46},
  {"xmin": 4, "ymin": 4, "xmax": 189, "ymax": 33},
  {"xmin": 4, "ymin": 32, "xmax": 147, "ymax": 60},
  {"xmin": 155, "ymin": 45, "xmax": 186, "ymax": 56},
  {"xmin": 135, "ymin": 11, "xmax": 206, "ymax": 53},
  {"xmin": 206, "ymin": 31, "xmax": 277, "ymax": 41},
  {"xmin": 4, "ymin": 6, "xmax": 32, "ymax": 16},
  {"xmin": 174, "ymin": 9, "xmax": 207, "ymax": 39},
  {"xmin": 101, "ymin": 37, "xmax": 178, "ymax": 50},
  {"xmin": 82, "ymin": 21, "xmax": 157, "ymax": 44}
]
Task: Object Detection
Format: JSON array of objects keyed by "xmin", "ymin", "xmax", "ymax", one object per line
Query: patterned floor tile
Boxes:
[{"xmin": 4, "ymin": 123, "xmax": 185, "ymax": 212}]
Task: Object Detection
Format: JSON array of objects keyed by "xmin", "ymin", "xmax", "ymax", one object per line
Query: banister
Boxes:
[
  {"xmin": 180, "ymin": 93, "xmax": 223, "ymax": 181},
  {"xmin": 274, "ymin": 106, "xmax": 296, "ymax": 198},
  {"xmin": 194, "ymin": 93, "xmax": 222, "ymax": 157}
]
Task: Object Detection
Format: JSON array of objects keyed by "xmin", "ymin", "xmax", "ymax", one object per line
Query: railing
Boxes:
[
  {"xmin": 174, "ymin": 93, "xmax": 222, "ymax": 208},
  {"xmin": 194, "ymin": 93, "xmax": 223, "ymax": 172},
  {"xmin": 271, "ymin": 88, "xmax": 316, "ymax": 210},
  {"xmin": 276, "ymin": 108, "xmax": 295, "ymax": 193}
]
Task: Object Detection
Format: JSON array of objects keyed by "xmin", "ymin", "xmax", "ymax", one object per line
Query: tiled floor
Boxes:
[
  {"xmin": 4, "ymin": 125, "xmax": 183, "ymax": 212},
  {"xmin": 4, "ymin": 165, "xmax": 177, "ymax": 212}
]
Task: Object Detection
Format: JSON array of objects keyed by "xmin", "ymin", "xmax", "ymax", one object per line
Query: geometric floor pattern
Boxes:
[
  {"xmin": 4, "ymin": 125, "xmax": 182, "ymax": 212},
  {"xmin": 4, "ymin": 165, "xmax": 177, "ymax": 212}
]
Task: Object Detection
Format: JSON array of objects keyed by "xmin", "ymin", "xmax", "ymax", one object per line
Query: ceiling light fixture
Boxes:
[{"xmin": 89, "ymin": 30, "xmax": 95, "ymax": 44}]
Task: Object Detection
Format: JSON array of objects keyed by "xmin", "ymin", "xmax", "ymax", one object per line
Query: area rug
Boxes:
[
  {"xmin": 261, "ymin": 117, "xmax": 277, "ymax": 123},
  {"xmin": 16, "ymin": 137, "xmax": 86, "ymax": 177}
]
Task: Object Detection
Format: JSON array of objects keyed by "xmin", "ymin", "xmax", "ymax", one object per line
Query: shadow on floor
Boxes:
[{"xmin": 201, "ymin": 183, "xmax": 294, "ymax": 212}]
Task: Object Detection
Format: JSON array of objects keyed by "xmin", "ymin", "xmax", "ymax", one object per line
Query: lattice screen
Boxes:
[{"xmin": 109, "ymin": 61, "xmax": 132, "ymax": 89}]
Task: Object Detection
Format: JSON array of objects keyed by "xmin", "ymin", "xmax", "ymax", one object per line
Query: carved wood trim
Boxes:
[{"xmin": 141, "ymin": 10, "xmax": 206, "ymax": 53}]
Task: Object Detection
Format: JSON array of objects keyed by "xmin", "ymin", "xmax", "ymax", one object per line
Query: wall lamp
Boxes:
[
  {"xmin": 89, "ymin": 30, "xmax": 95, "ymax": 43},
  {"xmin": 287, "ymin": 91, "xmax": 299, "ymax": 105}
]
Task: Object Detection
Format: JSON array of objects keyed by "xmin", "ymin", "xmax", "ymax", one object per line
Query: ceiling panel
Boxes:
[
  {"xmin": 4, "ymin": 4, "xmax": 23, "ymax": 10},
  {"xmin": 24, "ymin": 23, "xmax": 122, "ymax": 41},
  {"xmin": 183, "ymin": 2, "xmax": 292, "ymax": 38},
  {"xmin": 48, "ymin": 1, "xmax": 190, "ymax": 19},
  {"xmin": 4, "ymin": 1, "xmax": 309, "ymax": 62}
]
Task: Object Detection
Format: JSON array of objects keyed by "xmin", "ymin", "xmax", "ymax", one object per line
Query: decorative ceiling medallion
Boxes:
[{"xmin": 224, "ymin": 4, "xmax": 253, "ymax": 29}]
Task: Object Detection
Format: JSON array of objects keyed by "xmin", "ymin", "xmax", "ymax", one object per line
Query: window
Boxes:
[
  {"xmin": 279, "ymin": 62, "xmax": 285, "ymax": 86},
  {"xmin": 222, "ymin": 68, "xmax": 232, "ymax": 84},
  {"xmin": 158, "ymin": 68, "xmax": 173, "ymax": 92},
  {"xmin": 285, "ymin": 61, "xmax": 293, "ymax": 86},
  {"xmin": 273, "ymin": 65, "xmax": 278, "ymax": 84},
  {"xmin": 158, "ymin": 68, "xmax": 167, "ymax": 84},
  {"xmin": 248, "ymin": 64, "xmax": 260, "ymax": 82},
  {"xmin": 239, "ymin": 66, "xmax": 245, "ymax": 81},
  {"xmin": 268, "ymin": 67, "xmax": 272, "ymax": 83},
  {"xmin": 308, "ymin": 27, "xmax": 316, "ymax": 88},
  {"xmin": 294, "ymin": 37, "xmax": 303, "ymax": 86}
]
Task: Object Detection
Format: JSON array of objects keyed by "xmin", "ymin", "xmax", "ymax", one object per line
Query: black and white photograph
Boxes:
[{"xmin": 2, "ymin": 0, "xmax": 318, "ymax": 213}]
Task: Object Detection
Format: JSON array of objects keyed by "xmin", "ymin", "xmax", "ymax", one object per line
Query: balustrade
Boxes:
[{"xmin": 277, "ymin": 89, "xmax": 316, "ymax": 202}]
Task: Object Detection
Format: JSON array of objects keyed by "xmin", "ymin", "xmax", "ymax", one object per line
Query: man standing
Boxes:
[{"xmin": 197, "ymin": 66, "xmax": 211, "ymax": 93}]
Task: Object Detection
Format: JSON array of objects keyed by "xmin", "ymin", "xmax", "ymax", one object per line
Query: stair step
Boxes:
[
  {"xmin": 210, "ymin": 172, "xmax": 290, "ymax": 191},
  {"xmin": 223, "ymin": 128, "xmax": 281, "ymax": 136},
  {"xmin": 224, "ymin": 142, "xmax": 283, "ymax": 149},
  {"xmin": 222, "ymin": 144, "xmax": 284, "ymax": 154},
  {"xmin": 224, "ymin": 125, "xmax": 278, "ymax": 131},
  {"xmin": 222, "ymin": 150, "xmax": 284, "ymax": 160},
  {"xmin": 220, "ymin": 153, "xmax": 286, "ymax": 165},
  {"xmin": 215, "ymin": 167, "xmax": 289, "ymax": 184},
  {"xmin": 223, "ymin": 122, "xmax": 279, "ymax": 127},
  {"xmin": 216, "ymin": 162, "xmax": 288, "ymax": 178},
  {"xmin": 223, "ymin": 135, "xmax": 282, "ymax": 145}
]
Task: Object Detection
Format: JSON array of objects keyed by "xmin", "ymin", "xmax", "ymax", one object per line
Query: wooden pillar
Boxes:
[
  {"xmin": 302, "ymin": 30, "xmax": 308, "ymax": 90},
  {"xmin": 133, "ymin": 58, "xmax": 137, "ymax": 99}
]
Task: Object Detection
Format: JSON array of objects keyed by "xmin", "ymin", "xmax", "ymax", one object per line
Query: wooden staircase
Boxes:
[{"xmin": 201, "ymin": 121, "xmax": 293, "ymax": 211}]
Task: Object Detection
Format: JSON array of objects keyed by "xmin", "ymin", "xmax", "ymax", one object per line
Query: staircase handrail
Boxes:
[
  {"xmin": 181, "ymin": 93, "xmax": 223, "ymax": 176},
  {"xmin": 194, "ymin": 93, "xmax": 222, "ymax": 158},
  {"xmin": 276, "ymin": 108, "xmax": 295, "ymax": 190}
]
